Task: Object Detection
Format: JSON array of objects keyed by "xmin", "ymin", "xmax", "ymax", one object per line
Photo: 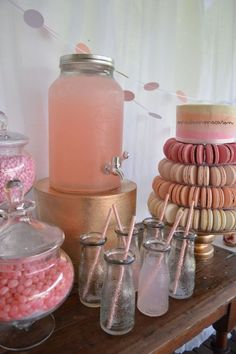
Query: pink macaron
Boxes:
[
  {"xmin": 182, "ymin": 144, "xmax": 192, "ymax": 164},
  {"xmin": 163, "ymin": 138, "xmax": 176, "ymax": 159},
  {"xmin": 196, "ymin": 144, "xmax": 204, "ymax": 165},
  {"xmin": 218, "ymin": 144, "xmax": 231, "ymax": 164},
  {"xmin": 205, "ymin": 144, "xmax": 214, "ymax": 165}
]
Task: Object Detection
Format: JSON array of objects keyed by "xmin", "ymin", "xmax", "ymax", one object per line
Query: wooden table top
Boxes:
[{"xmin": 0, "ymin": 246, "xmax": 236, "ymax": 354}]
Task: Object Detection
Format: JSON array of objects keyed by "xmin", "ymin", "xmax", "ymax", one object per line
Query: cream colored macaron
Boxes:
[
  {"xmin": 165, "ymin": 203, "xmax": 179, "ymax": 224},
  {"xmin": 200, "ymin": 209, "xmax": 208, "ymax": 231},
  {"xmin": 206, "ymin": 209, "xmax": 213, "ymax": 232},
  {"xmin": 193, "ymin": 209, "xmax": 200, "ymax": 230},
  {"xmin": 225, "ymin": 210, "xmax": 235, "ymax": 230},
  {"xmin": 213, "ymin": 209, "xmax": 221, "ymax": 232}
]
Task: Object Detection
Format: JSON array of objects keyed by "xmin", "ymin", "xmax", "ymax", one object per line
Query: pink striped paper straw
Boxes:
[
  {"xmin": 172, "ymin": 200, "xmax": 195, "ymax": 294},
  {"xmin": 159, "ymin": 193, "xmax": 169, "ymax": 222},
  {"xmin": 165, "ymin": 209, "xmax": 184, "ymax": 246},
  {"xmin": 112, "ymin": 204, "xmax": 124, "ymax": 232},
  {"xmin": 154, "ymin": 209, "xmax": 184, "ymax": 268},
  {"xmin": 154, "ymin": 193, "xmax": 169, "ymax": 239},
  {"xmin": 107, "ymin": 215, "xmax": 136, "ymax": 329},
  {"xmin": 112, "ymin": 203, "xmax": 126, "ymax": 247},
  {"xmin": 82, "ymin": 208, "xmax": 112, "ymax": 298},
  {"xmin": 137, "ymin": 209, "xmax": 184, "ymax": 304}
]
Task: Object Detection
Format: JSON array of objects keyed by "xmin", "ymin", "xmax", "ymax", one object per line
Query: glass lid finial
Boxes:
[{"xmin": 0, "ymin": 111, "xmax": 7, "ymax": 136}]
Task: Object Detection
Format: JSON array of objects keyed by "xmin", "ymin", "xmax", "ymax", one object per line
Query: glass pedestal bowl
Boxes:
[
  {"xmin": 0, "ymin": 249, "xmax": 74, "ymax": 351},
  {"xmin": 0, "ymin": 179, "xmax": 74, "ymax": 350}
]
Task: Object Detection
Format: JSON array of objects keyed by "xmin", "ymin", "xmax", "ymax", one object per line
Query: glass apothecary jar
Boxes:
[
  {"xmin": 0, "ymin": 112, "xmax": 35, "ymax": 203},
  {"xmin": 0, "ymin": 180, "xmax": 74, "ymax": 351}
]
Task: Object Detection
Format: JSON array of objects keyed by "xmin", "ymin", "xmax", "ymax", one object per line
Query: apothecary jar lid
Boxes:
[
  {"xmin": 0, "ymin": 111, "xmax": 28, "ymax": 148},
  {"xmin": 0, "ymin": 179, "xmax": 64, "ymax": 260}
]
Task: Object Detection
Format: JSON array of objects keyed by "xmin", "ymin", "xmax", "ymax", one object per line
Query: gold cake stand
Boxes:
[
  {"xmin": 193, "ymin": 231, "xmax": 234, "ymax": 261},
  {"xmin": 194, "ymin": 232, "xmax": 215, "ymax": 260},
  {"xmin": 165, "ymin": 226, "xmax": 227, "ymax": 261}
]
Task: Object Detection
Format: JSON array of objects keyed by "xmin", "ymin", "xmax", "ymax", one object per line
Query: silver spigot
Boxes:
[
  {"xmin": 103, "ymin": 151, "xmax": 129, "ymax": 180},
  {"xmin": 111, "ymin": 157, "xmax": 124, "ymax": 179}
]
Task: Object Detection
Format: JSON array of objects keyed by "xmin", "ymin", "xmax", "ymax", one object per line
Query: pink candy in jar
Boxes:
[
  {"xmin": 0, "ymin": 180, "xmax": 74, "ymax": 325},
  {"xmin": 0, "ymin": 251, "xmax": 74, "ymax": 322},
  {"xmin": 0, "ymin": 112, "xmax": 35, "ymax": 203}
]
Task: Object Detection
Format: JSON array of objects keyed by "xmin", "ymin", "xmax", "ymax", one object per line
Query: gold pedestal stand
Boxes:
[
  {"xmin": 194, "ymin": 233, "xmax": 215, "ymax": 260},
  {"xmin": 165, "ymin": 226, "xmax": 215, "ymax": 260},
  {"xmin": 34, "ymin": 178, "xmax": 137, "ymax": 278}
]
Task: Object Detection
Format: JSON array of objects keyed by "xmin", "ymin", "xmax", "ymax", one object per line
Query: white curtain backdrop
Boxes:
[{"xmin": 1, "ymin": 0, "xmax": 236, "ymax": 220}]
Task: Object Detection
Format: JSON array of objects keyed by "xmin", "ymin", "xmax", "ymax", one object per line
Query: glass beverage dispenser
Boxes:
[{"xmin": 48, "ymin": 54, "xmax": 127, "ymax": 194}]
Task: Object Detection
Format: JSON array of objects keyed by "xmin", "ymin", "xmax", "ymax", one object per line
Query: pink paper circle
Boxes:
[
  {"xmin": 148, "ymin": 112, "xmax": 162, "ymax": 119},
  {"xmin": 75, "ymin": 42, "xmax": 91, "ymax": 54},
  {"xmin": 124, "ymin": 90, "xmax": 135, "ymax": 101},
  {"xmin": 23, "ymin": 9, "xmax": 44, "ymax": 28},
  {"xmin": 144, "ymin": 82, "xmax": 159, "ymax": 91},
  {"xmin": 176, "ymin": 90, "xmax": 188, "ymax": 103}
]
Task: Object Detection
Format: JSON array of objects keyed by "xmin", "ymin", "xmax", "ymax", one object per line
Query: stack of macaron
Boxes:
[
  {"xmin": 163, "ymin": 138, "xmax": 236, "ymax": 165},
  {"xmin": 152, "ymin": 175, "xmax": 236, "ymax": 209},
  {"xmin": 158, "ymin": 159, "xmax": 236, "ymax": 187},
  {"xmin": 148, "ymin": 191, "xmax": 236, "ymax": 232},
  {"xmin": 147, "ymin": 104, "xmax": 236, "ymax": 234}
]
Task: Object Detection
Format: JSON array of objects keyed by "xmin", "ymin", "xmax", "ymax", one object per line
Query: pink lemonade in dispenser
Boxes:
[{"xmin": 49, "ymin": 54, "xmax": 124, "ymax": 194}]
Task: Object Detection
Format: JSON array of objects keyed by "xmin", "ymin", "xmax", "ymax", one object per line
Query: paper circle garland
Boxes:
[
  {"xmin": 9, "ymin": 0, "xmax": 223, "ymax": 113},
  {"xmin": 14, "ymin": 4, "xmax": 193, "ymax": 117},
  {"xmin": 124, "ymin": 90, "xmax": 135, "ymax": 101},
  {"xmin": 23, "ymin": 9, "xmax": 44, "ymax": 28},
  {"xmin": 75, "ymin": 43, "xmax": 91, "ymax": 54},
  {"xmin": 144, "ymin": 82, "xmax": 159, "ymax": 91},
  {"xmin": 148, "ymin": 112, "xmax": 162, "ymax": 119},
  {"xmin": 176, "ymin": 90, "xmax": 188, "ymax": 103}
]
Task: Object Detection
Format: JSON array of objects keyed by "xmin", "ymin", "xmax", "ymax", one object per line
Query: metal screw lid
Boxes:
[{"xmin": 59, "ymin": 54, "xmax": 114, "ymax": 69}]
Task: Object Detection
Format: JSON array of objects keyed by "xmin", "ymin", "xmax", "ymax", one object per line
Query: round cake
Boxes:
[{"xmin": 176, "ymin": 104, "xmax": 236, "ymax": 144}]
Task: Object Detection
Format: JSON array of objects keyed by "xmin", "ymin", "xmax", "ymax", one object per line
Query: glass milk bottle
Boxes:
[
  {"xmin": 140, "ymin": 217, "xmax": 165, "ymax": 263},
  {"xmin": 142, "ymin": 217, "xmax": 165, "ymax": 242},
  {"xmin": 137, "ymin": 241, "xmax": 170, "ymax": 317},
  {"xmin": 48, "ymin": 54, "xmax": 126, "ymax": 193},
  {"xmin": 134, "ymin": 222, "xmax": 145, "ymax": 249},
  {"xmin": 115, "ymin": 226, "xmax": 141, "ymax": 291},
  {"xmin": 78, "ymin": 232, "xmax": 106, "ymax": 307},
  {"xmin": 168, "ymin": 229, "xmax": 196, "ymax": 299},
  {"xmin": 100, "ymin": 249, "xmax": 135, "ymax": 335}
]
